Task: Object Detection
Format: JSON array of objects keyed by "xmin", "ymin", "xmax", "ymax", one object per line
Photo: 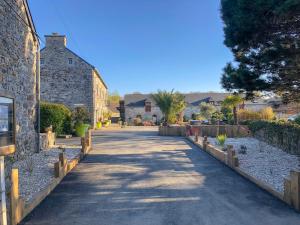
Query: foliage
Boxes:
[
  {"xmin": 40, "ymin": 102, "xmax": 72, "ymax": 135},
  {"xmin": 248, "ymin": 120, "xmax": 300, "ymax": 154},
  {"xmin": 238, "ymin": 107, "xmax": 275, "ymax": 121},
  {"xmin": 216, "ymin": 134, "xmax": 227, "ymax": 147},
  {"xmin": 199, "ymin": 102, "xmax": 217, "ymax": 120},
  {"xmin": 221, "ymin": 105, "xmax": 234, "ymax": 124},
  {"xmin": 295, "ymin": 116, "xmax": 300, "ymax": 125},
  {"xmin": 222, "ymin": 95, "xmax": 243, "ymax": 124},
  {"xmin": 152, "ymin": 90, "xmax": 186, "ymax": 124},
  {"xmin": 103, "ymin": 110, "xmax": 112, "ymax": 120},
  {"xmin": 221, "ymin": 0, "xmax": 300, "ymax": 103},
  {"xmin": 72, "ymin": 107, "xmax": 90, "ymax": 126},
  {"xmin": 211, "ymin": 111, "xmax": 224, "ymax": 124},
  {"xmin": 248, "ymin": 120, "xmax": 300, "ymax": 136},
  {"xmin": 260, "ymin": 107, "xmax": 275, "ymax": 120},
  {"xmin": 108, "ymin": 91, "xmax": 121, "ymax": 105},
  {"xmin": 238, "ymin": 109, "xmax": 261, "ymax": 121},
  {"xmin": 133, "ymin": 117, "xmax": 143, "ymax": 126}
]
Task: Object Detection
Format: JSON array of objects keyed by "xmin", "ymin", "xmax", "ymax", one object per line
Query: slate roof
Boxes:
[{"xmin": 124, "ymin": 92, "xmax": 231, "ymax": 107}]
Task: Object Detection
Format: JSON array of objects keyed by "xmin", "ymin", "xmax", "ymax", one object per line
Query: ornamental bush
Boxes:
[
  {"xmin": 295, "ymin": 116, "xmax": 300, "ymax": 126},
  {"xmin": 238, "ymin": 109, "xmax": 261, "ymax": 121},
  {"xmin": 40, "ymin": 102, "xmax": 72, "ymax": 135},
  {"xmin": 260, "ymin": 107, "xmax": 275, "ymax": 120},
  {"xmin": 248, "ymin": 120, "xmax": 300, "ymax": 154},
  {"xmin": 238, "ymin": 107, "xmax": 275, "ymax": 122}
]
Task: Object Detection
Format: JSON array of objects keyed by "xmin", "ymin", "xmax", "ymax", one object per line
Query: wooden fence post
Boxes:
[
  {"xmin": 203, "ymin": 136, "xmax": 208, "ymax": 150},
  {"xmin": 227, "ymin": 145, "xmax": 239, "ymax": 168},
  {"xmin": 290, "ymin": 171, "xmax": 300, "ymax": 210},
  {"xmin": 284, "ymin": 177, "xmax": 292, "ymax": 205},
  {"xmin": 194, "ymin": 129, "xmax": 199, "ymax": 143},
  {"xmin": 11, "ymin": 168, "xmax": 23, "ymax": 225}
]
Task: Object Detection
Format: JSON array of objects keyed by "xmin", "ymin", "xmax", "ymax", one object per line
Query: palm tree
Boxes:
[
  {"xmin": 152, "ymin": 90, "xmax": 186, "ymax": 125},
  {"xmin": 222, "ymin": 95, "xmax": 243, "ymax": 125}
]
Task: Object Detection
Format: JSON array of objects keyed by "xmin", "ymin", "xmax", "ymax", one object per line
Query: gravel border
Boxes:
[
  {"xmin": 13, "ymin": 146, "xmax": 81, "ymax": 202},
  {"xmin": 207, "ymin": 137, "xmax": 300, "ymax": 193}
]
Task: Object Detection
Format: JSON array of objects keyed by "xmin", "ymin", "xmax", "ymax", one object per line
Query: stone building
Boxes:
[
  {"xmin": 0, "ymin": 0, "xmax": 40, "ymax": 158},
  {"xmin": 40, "ymin": 33, "xmax": 108, "ymax": 128},
  {"xmin": 123, "ymin": 92, "xmax": 271, "ymax": 123}
]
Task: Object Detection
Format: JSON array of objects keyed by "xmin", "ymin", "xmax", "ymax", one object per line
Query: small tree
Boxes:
[
  {"xmin": 172, "ymin": 93, "xmax": 186, "ymax": 123},
  {"xmin": 221, "ymin": 105, "xmax": 233, "ymax": 124},
  {"xmin": 222, "ymin": 95, "xmax": 243, "ymax": 125},
  {"xmin": 152, "ymin": 90, "xmax": 186, "ymax": 125},
  {"xmin": 199, "ymin": 102, "xmax": 217, "ymax": 122},
  {"xmin": 108, "ymin": 91, "xmax": 121, "ymax": 105},
  {"xmin": 72, "ymin": 106, "xmax": 90, "ymax": 127},
  {"xmin": 212, "ymin": 111, "xmax": 224, "ymax": 135}
]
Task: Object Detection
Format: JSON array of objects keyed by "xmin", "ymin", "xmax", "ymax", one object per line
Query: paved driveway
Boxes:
[{"xmin": 21, "ymin": 127, "xmax": 300, "ymax": 225}]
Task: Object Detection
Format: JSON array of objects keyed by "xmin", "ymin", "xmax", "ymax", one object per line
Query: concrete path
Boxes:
[{"xmin": 21, "ymin": 127, "xmax": 300, "ymax": 225}]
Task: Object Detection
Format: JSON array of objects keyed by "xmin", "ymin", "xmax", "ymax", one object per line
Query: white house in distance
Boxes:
[{"xmin": 123, "ymin": 92, "xmax": 272, "ymax": 123}]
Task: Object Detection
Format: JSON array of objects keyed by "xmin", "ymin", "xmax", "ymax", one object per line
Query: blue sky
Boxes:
[{"xmin": 28, "ymin": 0, "xmax": 233, "ymax": 96}]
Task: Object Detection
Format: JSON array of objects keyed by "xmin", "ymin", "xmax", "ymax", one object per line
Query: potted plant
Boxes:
[{"xmin": 72, "ymin": 106, "xmax": 91, "ymax": 137}]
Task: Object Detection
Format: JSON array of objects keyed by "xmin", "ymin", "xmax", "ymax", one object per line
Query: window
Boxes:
[
  {"xmin": 0, "ymin": 97, "xmax": 15, "ymax": 148},
  {"xmin": 0, "ymin": 56, "xmax": 5, "ymax": 64},
  {"xmin": 40, "ymin": 58, "xmax": 44, "ymax": 65},
  {"xmin": 68, "ymin": 58, "xmax": 73, "ymax": 65},
  {"xmin": 145, "ymin": 102, "xmax": 151, "ymax": 112}
]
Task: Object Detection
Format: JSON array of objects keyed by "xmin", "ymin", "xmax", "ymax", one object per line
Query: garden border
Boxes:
[
  {"xmin": 186, "ymin": 135, "xmax": 300, "ymax": 212},
  {"xmin": 10, "ymin": 130, "xmax": 92, "ymax": 225}
]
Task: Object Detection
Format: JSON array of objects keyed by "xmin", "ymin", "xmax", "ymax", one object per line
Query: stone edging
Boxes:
[
  {"xmin": 10, "ymin": 130, "xmax": 92, "ymax": 225},
  {"xmin": 186, "ymin": 136, "xmax": 300, "ymax": 212}
]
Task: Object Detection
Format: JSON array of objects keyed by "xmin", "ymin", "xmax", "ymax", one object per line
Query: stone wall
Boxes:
[
  {"xmin": 0, "ymin": 0, "xmax": 39, "ymax": 160},
  {"xmin": 40, "ymin": 34, "xmax": 93, "ymax": 119},
  {"xmin": 92, "ymin": 70, "xmax": 108, "ymax": 127}
]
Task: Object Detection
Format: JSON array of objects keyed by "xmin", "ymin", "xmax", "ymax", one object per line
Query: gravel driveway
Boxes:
[{"xmin": 21, "ymin": 127, "xmax": 300, "ymax": 225}]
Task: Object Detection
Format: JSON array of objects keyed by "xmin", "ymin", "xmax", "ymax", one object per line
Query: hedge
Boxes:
[
  {"xmin": 248, "ymin": 120, "xmax": 300, "ymax": 155},
  {"xmin": 40, "ymin": 102, "xmax": 72, "ymax": 135}
]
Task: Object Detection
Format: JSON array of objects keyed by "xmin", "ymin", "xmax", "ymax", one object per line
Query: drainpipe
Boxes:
[
  {"xmin": 0, "ymin": 156, "xmax": 7, "ymax": 225},
  {"xmin": 36, "ymin": 42, "xmax": 41, "ymax": 152}
]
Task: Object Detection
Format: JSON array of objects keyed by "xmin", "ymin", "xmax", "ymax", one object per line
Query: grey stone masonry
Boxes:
[
  {"xmin": 40, "ymin": 33, "xmax": 108, "ymax": 128},
  {"xmin": 0, "ymin": 0, "xmax": 40, "ymax": 159},
  {"xmin": 0, "ymin": 1, "xmax": 40, "ymax": 222}
]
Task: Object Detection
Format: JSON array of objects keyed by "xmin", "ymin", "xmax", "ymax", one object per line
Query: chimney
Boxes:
[{"xmin": 45, "ymin": 33, "xmax": 67, "ymax": 48}]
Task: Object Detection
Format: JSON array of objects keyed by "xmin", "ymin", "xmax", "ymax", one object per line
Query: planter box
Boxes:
[
  {"xmin": 187, "ymin": 125, "xmax": 250, "ymax": 138},
  {"xmin": 159, "ymin": 126, "xmax": 186, "ymax": 136}
]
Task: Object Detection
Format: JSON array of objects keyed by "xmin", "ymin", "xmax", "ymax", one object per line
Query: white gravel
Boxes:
[
  {"xmin": 13, "ymin": 146, "xmax": 81, "ymax": 202},
  {"xmin": 207, "ymin": 137, "xmax": 300, "ymax": 193}
]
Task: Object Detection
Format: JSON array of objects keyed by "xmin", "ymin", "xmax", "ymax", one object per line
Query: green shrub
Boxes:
[
  {"xmin": 295, "ymin": 116, "xmax": 300, "ymax": 125},
  {"xmin": 72, "ymin": 107, "xmax": 90, "ymax": 126},
  {"xmin": 216, "ymin": 134, "xmax": 227, "ymax": 147},
  {"xmin": 133, "ymin": 117, "xmax": 143, "ymax": 126},
  {"xmin": 40, "ymin": 102, "xmax": 72, "ymax": 135},
  {"xmin": 247, "ymin": 120, "xmax": 300, "ymax": 133},
  {"xmin": 248, "ymin": 120, "xmax": 300, "ymax": 154}
]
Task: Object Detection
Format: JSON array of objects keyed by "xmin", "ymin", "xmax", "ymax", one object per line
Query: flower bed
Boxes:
[{"xmin": 207, "ymin": 137, "xmax": 300, "ymax": 193}]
